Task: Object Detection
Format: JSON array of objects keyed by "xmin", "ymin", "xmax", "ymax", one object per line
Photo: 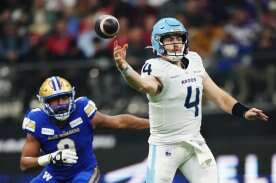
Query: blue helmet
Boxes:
[{"xmin": 151, "ymin": 17, "xmax": 188, "ymax": 61}]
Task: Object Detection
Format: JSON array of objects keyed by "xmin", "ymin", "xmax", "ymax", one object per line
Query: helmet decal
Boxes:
[{"xmin": 50, "ymin": 76, "xmax": 62, "ymax": 91}]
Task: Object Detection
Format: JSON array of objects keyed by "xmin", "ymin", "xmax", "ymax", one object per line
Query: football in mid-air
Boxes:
[{"xmin": 95, "ymin": 15, "xmax": 120, "ymax": 39}]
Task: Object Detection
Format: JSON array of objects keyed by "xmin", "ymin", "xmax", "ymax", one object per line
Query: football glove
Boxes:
[
  {"xmin": 38, "ymin": 149, "xmax": 78, "ymax": 166},
  {"xmin": 50, "ymin": 149, "xmax": 78, "ymax": 165}
]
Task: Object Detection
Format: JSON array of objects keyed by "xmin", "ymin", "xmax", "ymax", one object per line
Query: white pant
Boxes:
[{"xmin": 146, "ymin": 142, "xmax": 218, "ymax": 183}]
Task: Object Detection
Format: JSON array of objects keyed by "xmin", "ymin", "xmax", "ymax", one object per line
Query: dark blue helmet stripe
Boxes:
[
  {"xmin": 55, "ymin": 76, "xmax": 61, "ymax": 90},
  {"xmin": 51, "ymin": 77, "xmax": 57, "ymax": 91}
]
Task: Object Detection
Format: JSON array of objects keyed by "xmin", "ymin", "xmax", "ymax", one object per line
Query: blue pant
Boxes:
[{"xmin": 30, "ymin": 167, "xmax": 100, "ymax": 183}]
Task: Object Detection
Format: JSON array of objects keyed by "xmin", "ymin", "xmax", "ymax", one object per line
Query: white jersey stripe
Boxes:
[{"xmin": 51, "ymin": 76, "xmax": 60, "ymax": 91}]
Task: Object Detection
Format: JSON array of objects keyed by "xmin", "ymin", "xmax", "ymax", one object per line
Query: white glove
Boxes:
[
  {"xmin": 50, "ymin": 149, "xmax": 78, "ymax": 165},
  {"xmin": 38, "ymin": 149, "xmax": 78, "ymax": 166}
]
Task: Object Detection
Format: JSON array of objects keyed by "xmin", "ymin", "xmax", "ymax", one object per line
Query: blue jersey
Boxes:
[{"xmin": 22, "ymin": 97, "xmax": 98, "ymax": 182}]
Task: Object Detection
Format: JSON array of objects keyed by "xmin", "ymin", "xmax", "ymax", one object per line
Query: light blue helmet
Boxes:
[{"xmin": 151, "ymin": 17, "xmax": 188, "ymax": 61}]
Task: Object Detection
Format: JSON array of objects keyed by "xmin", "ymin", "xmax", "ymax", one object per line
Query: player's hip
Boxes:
[
  {"xmin": 148, "ymin": 129, "xmax": 203, "ymax": 144},
  {"xmin": 146, "ymin": 141, "xmax": 217, "ymax": 183}
]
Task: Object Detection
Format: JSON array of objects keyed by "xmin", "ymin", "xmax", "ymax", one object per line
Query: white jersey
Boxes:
[{"xmin": 141, "ymin": 51, "xmax": 207, "ymax": 145}]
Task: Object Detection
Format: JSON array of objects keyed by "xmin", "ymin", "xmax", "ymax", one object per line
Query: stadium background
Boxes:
[{"xmin": 0, "ymin": 0, "xmax": 275, "ymax": 182}]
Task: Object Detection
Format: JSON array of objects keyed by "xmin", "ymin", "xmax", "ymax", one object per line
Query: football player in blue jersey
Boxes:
[{"xmin": 20, "ymin": 76, "xmax": 149, "ymax": 183}]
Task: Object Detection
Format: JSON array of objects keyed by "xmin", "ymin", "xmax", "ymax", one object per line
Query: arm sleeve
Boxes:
[
  {"xmin": 22, "ymin": 114, "xmax": 40, "ymax": 139},
  {"xmin": 193, "ymin": 52, "xmax": 208, "ymax": 79},
  {"xmin": 199, "ymin": 58, "xmax": 208, "ymax": 79},
  {"xmin": 82, "ymin": 97, "xmax": 97, "ymax": 121}
]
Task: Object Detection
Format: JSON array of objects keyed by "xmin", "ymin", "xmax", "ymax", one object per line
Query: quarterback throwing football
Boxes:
[{"xmin": 113, "ymin": 17, "xmax": 269, "ymax": 183}]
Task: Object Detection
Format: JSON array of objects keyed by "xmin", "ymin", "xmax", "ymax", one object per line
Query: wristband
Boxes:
[
  {"xmin": 37, "ymin": 154, "xmax": 51, "ymax": 166},
  {"xmin": 120, "ymin": 65, "xmax": 129, "ymax": 75},
  {"xmin": 232, "ymin": 102, "xmax": 249, "ymax": 118},
  {"xmin": 120, "ymin": 65, "xmax": 134, "ymax": 78}
]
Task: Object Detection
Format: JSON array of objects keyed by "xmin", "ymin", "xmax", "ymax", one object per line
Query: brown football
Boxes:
[{"xmin": 95, "ymin": 15, "xmax": 120, "ymax": 39}]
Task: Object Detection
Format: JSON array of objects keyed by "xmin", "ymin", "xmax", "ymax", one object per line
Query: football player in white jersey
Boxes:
[{"xmin": 113, "ymin": 17, "xmax": 269, "ymax": 183}]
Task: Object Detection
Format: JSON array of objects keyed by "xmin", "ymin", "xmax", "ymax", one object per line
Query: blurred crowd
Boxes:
[{"xmin": 0, "ymin": 0, "xmax": 276, "ymax": 116}]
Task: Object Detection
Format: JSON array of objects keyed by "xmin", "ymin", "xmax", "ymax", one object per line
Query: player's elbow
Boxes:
[
  {"xmin": 20, "ymin": 166, "xmax": 27, "ymax": 172},
  {"xmin": 20, "ymin": 158, "xmax": 31, "ymax": 172},
  {"xmin": 116, "ymin": 120, "xmax": 128, "ymax": 129},
  {"xmin": 107, "ymin": 116, "xmax": 127, "ymax": 129},
  {"xmin": 140, "ymin": 83, "xmax": 155, "ymax": 95},
  {"xmin": 139, "ymin": 86, "xmax": 150, "ymax": 94},
  {"xmin": 20, "ymin": 161, "xmax": 28, "ymax": 172}
]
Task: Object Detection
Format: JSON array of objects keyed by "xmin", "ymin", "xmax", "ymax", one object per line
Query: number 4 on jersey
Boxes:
[
  {"xmin": 142, "ymin": 63, "xmax": 152, "ymax": 75},
  {"xmin": 184, "ymin": 86, "xmax": 200, "ymax": 117}
]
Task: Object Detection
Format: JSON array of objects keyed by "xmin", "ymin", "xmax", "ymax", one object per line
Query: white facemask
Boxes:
[{"xmin": 164, "ymin": 44, "xmax": 186, "ymax": 62}]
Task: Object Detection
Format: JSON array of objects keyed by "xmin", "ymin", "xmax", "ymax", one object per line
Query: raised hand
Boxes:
[
  {"xmin": 113, "ymin": 40, "xmax": 129, "ymax": 70},
  {"xmin": 244, "ymin": 108, "xmax": 269, "ymax": 121}
]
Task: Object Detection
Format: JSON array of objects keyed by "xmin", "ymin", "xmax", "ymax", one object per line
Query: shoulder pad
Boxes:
[
  {"xmin": 146, "ymin": 58, "xmax": 164, "ymax": 63},
  {"xmin": 84, "ymin": 100, "xmax": 97, "ymax": 118},
  {"xmin": 75, "ymin": 96, "xmax": 87, "ymax": 103},
  {"xmin": 23, "ymin": 108, "xmax": 47, "ymax": 133},
  {"xmin": 27, "ymin": 107, "xmax": 45, "ymax": 118},
  {"xmin": 144, "ymin": 58, "xmax": 170, "ymax": 68},
  {"xmin": 185, "ymin": 51, "xmax": 202, "ymax": 61},
  {"xmin": 22, "ymin": 117, "xmax": 36, "ymax": 132},
  {"xmin": 76, "ymin": 97, "xmax": 97, "ymax": 118}
]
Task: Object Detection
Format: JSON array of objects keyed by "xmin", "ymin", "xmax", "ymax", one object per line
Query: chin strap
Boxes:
[{"xmin": 181, "ymin": 57, "xmax": 189, "ymax": 69}]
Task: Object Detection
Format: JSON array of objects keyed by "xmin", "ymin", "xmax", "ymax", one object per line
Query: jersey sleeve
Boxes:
[
  {"xmin": 84, "ymin": 99, "xmax": 97, "ymax": 120},
  {"xmin": 197, "ymin": 54, "xmax": 208, "ymax": 79},
  {"xmin": 186, "ymin": 51, "xmax": 207, "ymax": 79},
  {"xmin": 22, "ymin": 111, "xmax": 41, "ymax": 139},
  {"xmin": 76, "ymin": 97, "xmax": 97, "ymax": 121},
  {"xmin": 141, "ymin": 59, "xmax": 169, "ymax": 85}
]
